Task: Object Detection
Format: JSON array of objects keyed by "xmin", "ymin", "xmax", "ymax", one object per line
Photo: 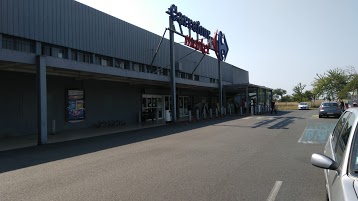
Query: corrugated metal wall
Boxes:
[{"xmin": 0, "ymin": 0, "xmax": 248, "ymax": 84}]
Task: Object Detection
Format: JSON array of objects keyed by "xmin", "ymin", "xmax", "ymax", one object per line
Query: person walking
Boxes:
[
  {"xmin": 340, "ymin": 100, "xmax": 345, "ymax": 111},
  {"xmin": 271, "ymin": 100, "xmax": 277, "ymax": 114}
]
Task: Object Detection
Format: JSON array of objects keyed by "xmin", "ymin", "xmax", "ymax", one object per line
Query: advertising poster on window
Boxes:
[{"xmin": 66, "ymin": 89, "xmax": 85, "ymax": 122}]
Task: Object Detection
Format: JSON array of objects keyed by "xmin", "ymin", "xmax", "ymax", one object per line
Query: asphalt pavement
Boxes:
[{"xmin": 0, "ymin": 110, "xmax": 338, "ymax": 201}]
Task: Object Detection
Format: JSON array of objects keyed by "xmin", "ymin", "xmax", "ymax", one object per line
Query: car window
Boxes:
[
  {"xmin": 332, "ymin": 112, "xmax": 351, "ymax": 151},
  {"xmin": 335, "ymin": 113, "xmax": 355, "ymax": 164},
  {"xmin": 349, "ymin": 121, "xmax": 358, "ymax": 175},
  {"xmin": 322, "ymin": 103, "xmax": 338, "ymax": 107}
]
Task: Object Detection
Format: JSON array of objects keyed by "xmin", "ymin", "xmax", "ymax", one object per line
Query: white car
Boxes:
[
  {"xmin": 298, "ymin": 102, "xmax": 309, "ymax": 110},
  {"xmin": 311, "ymin": 108, "xmax": 358, "ymax": 200}
]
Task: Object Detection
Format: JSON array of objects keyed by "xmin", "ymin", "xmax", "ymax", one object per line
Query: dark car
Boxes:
[{"xmin": 319, "ymin": 101, "xmax": 342, "ymax": 118}]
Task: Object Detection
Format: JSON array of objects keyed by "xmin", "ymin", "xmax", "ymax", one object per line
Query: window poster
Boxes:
[{"xmin": 66, "ymin": 89, "xmax": 85, "ymax": 122}]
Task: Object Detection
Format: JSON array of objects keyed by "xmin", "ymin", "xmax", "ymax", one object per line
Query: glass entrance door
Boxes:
[{"xmin": 142, "ymin": 95, "xmax": 163, "ymax": 122}]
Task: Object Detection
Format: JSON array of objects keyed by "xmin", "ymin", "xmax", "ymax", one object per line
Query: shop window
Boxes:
[
  {"xmin": 95, "ymin": 54, "xmax": 112, "ymax": 66},
  {"xmin": 115, "ymin": 59, "xmax": 130, "ymax": 70},
  {"xmin": 132, "ymin": 63, "xmax": 140, "ymax": 71},
  {"xmin": 2, "ymin": 35, "xmax": 35, "ymax": 53},
  {"xmin": 187, "ymin": 73, "xmax": 193, "ymax": 80},
  {"xmin": 139, "ymin": 64, "xmax": 145, "ymax": 72},
  {"xmin": 42, "ymin": 44, "xmax": 67, "ymax": 59},
  {"xmin": 194, "ymin": 75, "xmax": 199, "ymax": 81},
  {"xmin": 151, "ymin": 66, "xmax": 158, "ymax": 74},
  {"xmin": 162, "ymin": 68, "xmax": 169, "ymax": 76},
  {"xmin": 74, "ymin": 50, "xmax": 92, "ymax": 63}
]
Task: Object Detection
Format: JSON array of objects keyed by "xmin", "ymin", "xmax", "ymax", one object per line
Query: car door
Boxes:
[{"xmin": 326, "ymin": 112, "xmax": 356, "ymax": 200}]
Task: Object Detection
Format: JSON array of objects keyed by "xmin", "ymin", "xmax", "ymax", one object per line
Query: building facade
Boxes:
[{"xmin": 0, "ymin": 0, "xmax": 271, "ymax": 141}]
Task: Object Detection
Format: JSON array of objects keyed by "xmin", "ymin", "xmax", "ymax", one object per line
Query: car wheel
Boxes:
[{"xmin": 319, "ymin": 115, "xmax": 322, "ymax": 118}]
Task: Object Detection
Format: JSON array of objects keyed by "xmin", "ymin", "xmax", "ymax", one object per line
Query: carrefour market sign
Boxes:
[{"xmin": 166, "ymin": 4, "xmax": 229, "ymax": 61}]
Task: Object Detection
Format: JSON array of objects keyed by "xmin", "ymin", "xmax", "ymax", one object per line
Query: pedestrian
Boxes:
[
  {"xmin": 340, "ymin": 100, "xmax": 345, "ymax": 111},
  {"xmin": 271, "ymin": 100, "xmax": 277, "ymax": 114}
]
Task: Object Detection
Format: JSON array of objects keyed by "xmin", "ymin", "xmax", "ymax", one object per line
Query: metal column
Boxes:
[
  {"xmin": 36, "ymin": 55, "xmax": 48, "ymax": 145},
  {"xmin": 169, "ymin": 16, "xmax": 177, "ymax": 122},
  {"xmin": 245, "ymin": 86, "xmax": 249, "ymax": 115},
  {"xmin": 218, "ymin": 60, "xmax": 223, "ymax": 115}
]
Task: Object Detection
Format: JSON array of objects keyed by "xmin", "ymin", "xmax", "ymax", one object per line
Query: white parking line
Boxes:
[{"xmin": 266, "ymin": 181, "xmax": 282, "ymax": 201}]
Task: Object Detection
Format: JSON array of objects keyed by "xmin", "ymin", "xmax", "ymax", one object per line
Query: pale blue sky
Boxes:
[{"xmin": 76, "ymin": 0, "xmax": 358, "ymax": 95}]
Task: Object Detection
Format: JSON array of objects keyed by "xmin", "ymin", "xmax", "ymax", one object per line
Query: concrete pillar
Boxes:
[
  {"xmin": 246, "ymin": 86, "xmax": 249, "ymax": 115},
  {"xmin": 37, "ymin": 56, "xmax": 48, "ymax": 145}
]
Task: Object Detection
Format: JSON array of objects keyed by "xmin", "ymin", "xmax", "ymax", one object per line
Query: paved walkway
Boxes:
[
  {"xmin": 0, "ymin": 113, "xmax": 257, "ymax": 152},
  {"xmin": 0, "ymin": 121, "xmax": 167, "ymax": 152}
]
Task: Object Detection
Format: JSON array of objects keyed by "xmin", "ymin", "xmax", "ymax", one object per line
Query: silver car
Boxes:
[
  {"xmin": 311, "ymin": 107, "xmax": 358, "ymax": 200},
  {"xmin": 298, "ymin": 102, "xmax": 309, "ymax": 110}
]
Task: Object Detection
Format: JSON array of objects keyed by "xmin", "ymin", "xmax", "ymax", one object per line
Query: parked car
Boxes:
[
  {"xmin": 298, "ymin": 102, "xmax": 309, "ymax": 110},
  {"xmin": 319, "ymin": 102, "xmax": 342, "ymax": 118},
  {"xmin": 347, "ymin": 100, "xmax": 358, "ymax": 108},
  {"xmin": 311, "ymin": 108, "xmax": 358, "ymax": 201}
]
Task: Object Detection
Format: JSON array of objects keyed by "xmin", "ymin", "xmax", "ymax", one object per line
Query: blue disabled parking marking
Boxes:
[{"xmin": 298, "ymin": 123, "xmax": 336, "ymax": 144}]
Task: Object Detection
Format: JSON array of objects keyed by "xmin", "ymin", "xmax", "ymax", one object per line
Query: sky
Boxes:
[{"xmin": 76, "ymin": 0, "xmax": 358, "ymax": 95}]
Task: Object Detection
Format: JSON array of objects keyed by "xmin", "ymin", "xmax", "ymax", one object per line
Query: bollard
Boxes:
[
  {"xmin": 251, "ymin": 106, "xmax": 254, "ymax": 115},
  {"xmin": 203, "ymin": 111, "xmax": 206, "ymax": 119},
  {"xmin": 189, "ymin": 110, "xmax": 192, "ymax": 122},
  {"xmin": 240, "ymin": 107, "xmax": 242, "ymax": 116},
  {"xmin": 210, "ymin": 108, "xmax": 213, "ymax": 118},
  {"xmin": 216, "ymin": 108, "xmax": 218, "ymax": 118},
  {"xmin": 196, "ymin": 109, "xmax": 200, "ymax": 120},
  {"xmin": 138, "ymin": 111, "xmax": 141, "ymax": 123}
]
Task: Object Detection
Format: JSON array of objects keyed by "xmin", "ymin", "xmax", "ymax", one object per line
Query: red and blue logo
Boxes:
[
  {"xmin": 212, "ymin": 31, "xmax": 229, "ymax": 61},
  {"xmin": 167, "ymin": 4, "xmax": 229, "ymax": 61}
]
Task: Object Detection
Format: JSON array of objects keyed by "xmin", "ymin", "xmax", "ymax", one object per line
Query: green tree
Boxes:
[
  {"xmin": 272, "ymin": 88, "xmax": 287, "ymax": 100},
  {"xmin": 292, "ymin": 83, "xmax": 306, "ymax": 102},
  {"xmin": 312, "ymin": 68, "xmax": 349, "ymax": 100},
  {"xmin": 303, "ymin": 90, "xmax": 313, "ymax": 101},
  {"xmin": 340, "ymin": 67, "xmax": 358, "ymax": 99}
]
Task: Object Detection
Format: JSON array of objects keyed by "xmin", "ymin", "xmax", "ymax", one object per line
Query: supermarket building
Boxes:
[{"xmin": 0, "ymin": 0, "xmax": 272, "ymax": 144}]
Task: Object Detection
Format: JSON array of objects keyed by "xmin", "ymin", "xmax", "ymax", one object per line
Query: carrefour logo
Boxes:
[
  {"xmin": 212, "ymin": 31, "xmax": 229, "ymax": 61},
  {"xmin": 166, "ymin": 4, "xmax": 229, "ymax": 61}
]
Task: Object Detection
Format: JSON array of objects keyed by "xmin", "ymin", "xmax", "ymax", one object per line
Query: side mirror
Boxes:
[{"xmin": 311, "ymin": 153, "xmax": 339, "ymax": 170}]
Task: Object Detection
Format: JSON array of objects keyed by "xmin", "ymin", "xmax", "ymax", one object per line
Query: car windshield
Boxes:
[{"xmin": 299, "ymin": 102, "xmax": 307, "ymax": 105}]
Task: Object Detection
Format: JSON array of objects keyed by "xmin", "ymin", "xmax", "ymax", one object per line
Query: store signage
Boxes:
[
  {"xmin": 166, "ymin": 4, "xmax": 229, "ymax": 61},
  {"xmin": 166, "ymin": 4, "xmax": 211, "ymax": 39},
  {"xmin": 184, "ymin": 36, "xmax": 210, "ymax": 54}
]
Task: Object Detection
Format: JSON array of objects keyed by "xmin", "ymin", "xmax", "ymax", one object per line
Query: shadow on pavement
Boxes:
[{"xmin": 0, "ymin": 115, "xmax": 244, "ymax": 173}]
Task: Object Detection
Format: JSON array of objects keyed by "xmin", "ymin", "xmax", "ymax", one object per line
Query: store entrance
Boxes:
[{"xmin": 142, "ymin": 95, "xmax": 163, "ymax": 122}]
